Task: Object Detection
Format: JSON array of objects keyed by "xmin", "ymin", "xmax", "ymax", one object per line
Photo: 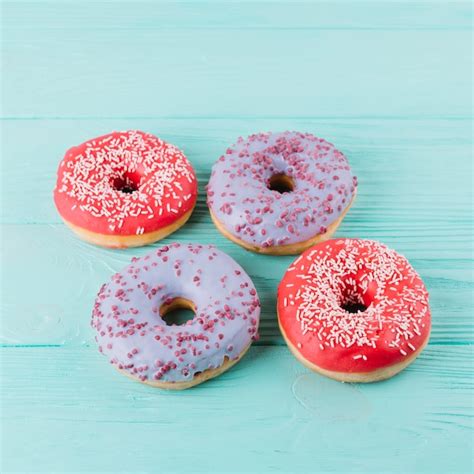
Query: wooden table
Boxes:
[{"xmin": 2, "ymin": 2, "xmax": 473, "ymax": 472}]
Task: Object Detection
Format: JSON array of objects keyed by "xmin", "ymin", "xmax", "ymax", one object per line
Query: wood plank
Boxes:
[
  {"xmin": 1, "ymin": 345, "xmax": 472, "ymax": 472},
  {"xmin": 2, "ymin": 118, "xmax": 471, "ymax": 224},
  {"xmin": 2, "ymin": 25, "xmax": 471, "ymax": 117},
  {"xmin": 2, "ymin": 224, "xmax": 472, "ymax": 346},
  {"xmin": 4, "ymin": 1, "xmax": 472, "ymax": 31}
]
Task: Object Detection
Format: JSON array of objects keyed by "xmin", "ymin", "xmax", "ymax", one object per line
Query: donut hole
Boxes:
[
  {"xmin": 112, "ymin": 171, "xmax": 141, "ymax": 194},
  {"xmin": 268, "ymin": 173, "xmax": 295, "ymax": 194},
  {"xmin": 159, "ymin": 297, "xmax": 196, "ymax": 326},
  {"xmin": 340, "ymin": 302, "xmax": 367, "ymax": 314},
  {"xmin": 339, "ymin": 277, "xmax": 370, "ymax": 313}
]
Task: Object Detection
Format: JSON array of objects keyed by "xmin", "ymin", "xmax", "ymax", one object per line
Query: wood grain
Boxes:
[
  {"xmin": 2, "ymin": 223, "xmax": 472, "ymax": 347},
  {"xmin": 1, "ymin": 345, "xmax": 472, "ymax": 472},
  {"xmin": 2, "ymin": 4, "xmax": 472, "ymax": 117},
  {"xmin": 2, "ymin": 118, "xmax": 471, "ymax": 224},
  {"xmin": 2, "ymin": 118, "xmax": 471, "ymax": 347},
  {"xmin": 4, "ymin": 1, "xmax": 472, "ymax": 31}
]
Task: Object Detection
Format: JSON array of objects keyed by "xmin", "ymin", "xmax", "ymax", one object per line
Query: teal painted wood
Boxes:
[
  {"xmin": 2, "ymin": 118, "xmax": 472, "ymax": 347},
  {"xmin": 4, "ymin": 1, "xmax": 473, "ymax": 31},
  {"xmin": 2, "ymin": 223, "xmax": 472, "ymax": 347},
  {"xmin": 2, "ymin": 2, "xmax": 472, "ymax": 117},
  {"xmin": 1, "ymin": 346, "xmax": 473, "ymax": 473},
  {"xmin": 1, "ymin": 1, "xmax": 473, "ymax": 473},
  {"xmin": 2, "ymin": 118, "xmax": 472, "ymax": 226}
]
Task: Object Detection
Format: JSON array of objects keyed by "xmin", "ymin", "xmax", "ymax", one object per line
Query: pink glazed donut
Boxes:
[
  {"xmin": 92, "ymin": 243, "xmax": 260, "ymax": 389},
  {"xmin": 207, "ymin": 131, "xmax": 357, "ymax": 255}
]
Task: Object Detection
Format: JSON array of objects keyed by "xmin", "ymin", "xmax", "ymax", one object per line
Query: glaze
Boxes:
[
  {"xmin": 92, "ymin": 243, "xmax": 260, "ymax": 384},
  {"xmin": 54, "ymin": 130, "xmax": 197, "ymax": 237},
  {"xmin": 278, "ymin": 239, "xmax": 431, "ymax": 374},
  {"xmin": 207, "ymin": 131, "xmax": 357, "ymax": 250}
]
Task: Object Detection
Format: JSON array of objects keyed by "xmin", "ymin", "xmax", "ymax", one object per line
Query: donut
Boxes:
[
  {"xmin": 277, "ymin": 239, "xmax": 431, "ymax": 382},
  {"xmin": 54, "ymin": 130, "xmax": 197, "ymax": 248},
  {"xmin": 207, "ymin": 131, "xmax": 357, "ymax": 255},
  {"xmin": 91, "ymin": 243, "xmax": 260, "ymax": 389}
]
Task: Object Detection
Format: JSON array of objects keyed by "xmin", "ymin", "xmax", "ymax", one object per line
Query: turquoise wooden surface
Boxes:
[{"xmin": 1, "ymin": 1, "xmax": 472, "ymax": 473}]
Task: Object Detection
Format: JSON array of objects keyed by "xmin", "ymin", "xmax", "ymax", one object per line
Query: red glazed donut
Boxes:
[
  {"xmin": 277, "ymin": 239, "xmax": 431, "ymax": 382},
  {"xmin": 54, "ymin": 130, "xmax": 197, "ymax": 248}
]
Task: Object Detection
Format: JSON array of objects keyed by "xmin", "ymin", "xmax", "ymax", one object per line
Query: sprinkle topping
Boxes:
[
  {"xmin": 54, "ymin": 130, "xmax": 197, "ymax": 235},
  {"xmin": 278, "ymin": 239, "xmax": 431, "ymax": 373},
  {"xmin": 207, "ymin": 131, "xmax": 357, "ymax": 248},
  {"xmin": 92, "ymin": 243, "xmax": 260, "ymax": 383}
]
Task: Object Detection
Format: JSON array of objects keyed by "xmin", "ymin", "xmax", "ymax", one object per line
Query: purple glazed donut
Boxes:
[
  {"xmin": 91, "ymin": 243, "xmax": 260, "ymax": 389},
  {"xmin": 207, "ymin": 131, "xmax": 357, "ymax": 255}
]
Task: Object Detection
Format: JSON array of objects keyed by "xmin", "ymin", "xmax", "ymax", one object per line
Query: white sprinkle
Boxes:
[{"xmin": 279, "ymin": 239, "xmax": 429, "ymax": 359}]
